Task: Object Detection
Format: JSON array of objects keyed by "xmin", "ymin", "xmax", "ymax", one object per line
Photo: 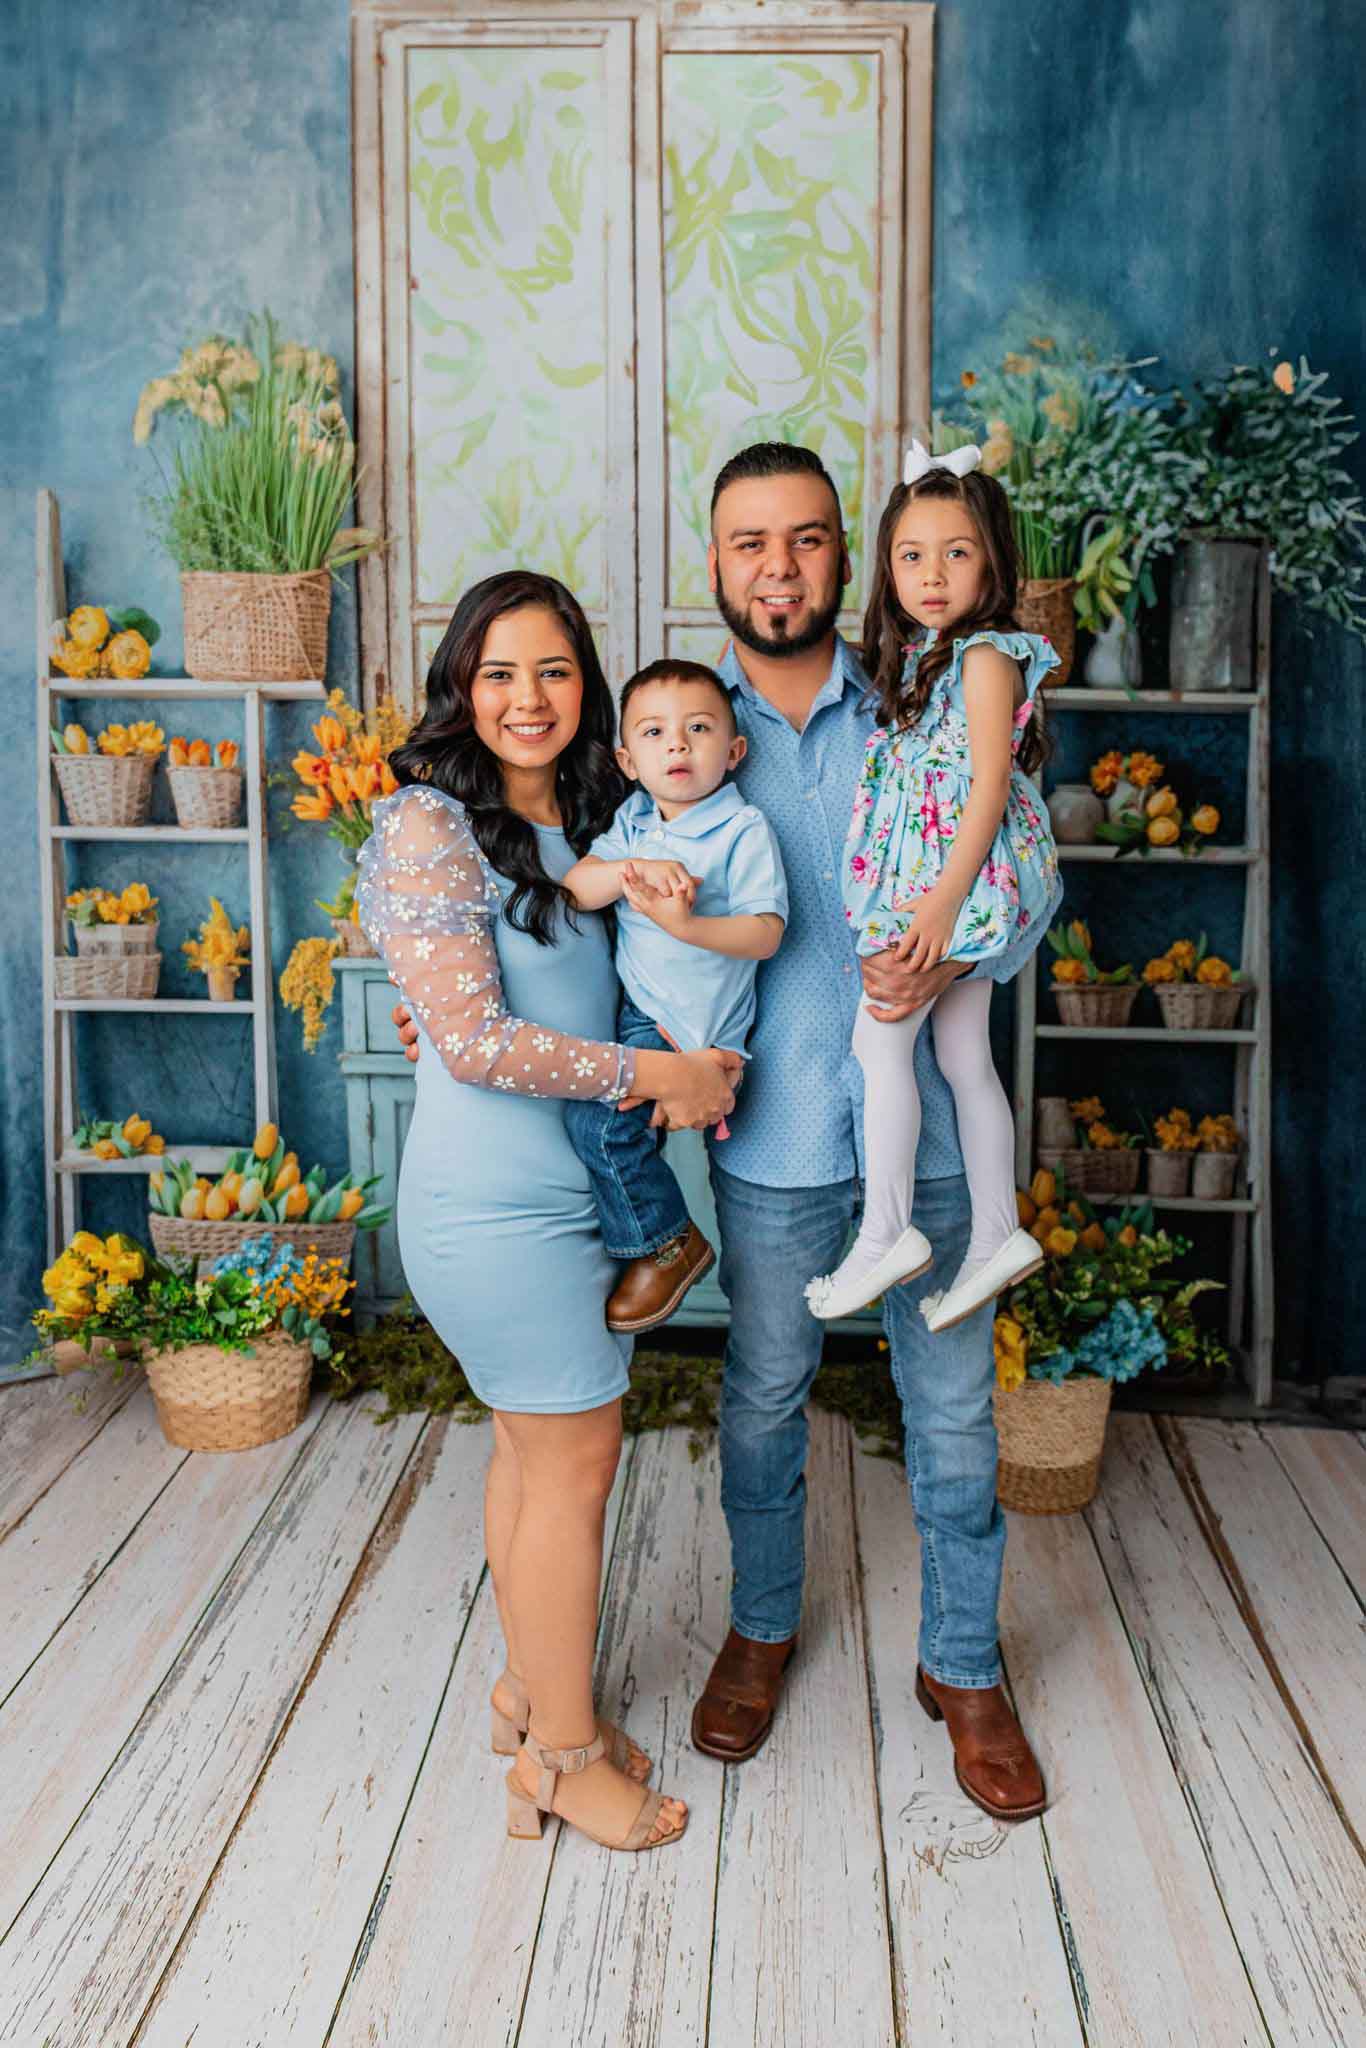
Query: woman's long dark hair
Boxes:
[
  {"xmin": 861, "ymin": 468, "xmax": 1048, "ymax": 776},
  {"xmin": 389, "ymin": 571, "xmax": 627, "ymax": 944}
]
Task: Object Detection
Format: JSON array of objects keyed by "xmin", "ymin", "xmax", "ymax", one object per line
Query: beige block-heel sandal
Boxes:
[
  {"xmin": 490, "ymin": 1668, "xmax": 651, "ymax": 1781},
  {"xmin": 505, "ymin": 1731, "xmax": 687, "ymax": 1852}
]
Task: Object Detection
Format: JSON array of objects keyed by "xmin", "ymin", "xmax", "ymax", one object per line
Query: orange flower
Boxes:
[
  {"xmin": 379, "ymin": 760, "xmax": 399, "ymax": 796},
  {"xmin": 353, "ymin": 732, "xmax": 383, "ymax": 765},
  {"xmin": 312, "ymin": 715, "xmax": 347, "ymax": 754},
  {"xmin": 349, "ymin": 760, "xmax": 382, "ymax": 801},
  {"xmin": 1117, "ymin": 1224, "xmax": 1139, "ymax": 1248},
  {"xmin": 1045, "ymin": 1226, "xmax": 1078, "ymax": 1258},
  {"xmin": 960, "ymin": 369, "xmax": 978, "ymax": 389},
  {"xmin": 1196, "ymin": 956, "xmax": 1233, "ymax": 986},
  {"xmin": 292, "ymin": 749, "xmax": 330, "ymax": 786},
  {"xmin": 215, "ymin": 739, "xmax": 240, "ymax": 768},
  {"xmin": 1146, "ymin": 786, "xmax": 1179, "ymax": 819},
  {"xmin": 1190, "ymin": 804, "xmax": 1220, "ymax": 836},
  {"xmin": 1051, "ymin": 957, "xmax": 1087, "ymax": 985},
  {"xmin": 1126, "ymin": 750, "xmax": 1164, "ymax": 789},
  {"xmin": 187, "ymin": 738, "xmax": 212, "ymax": 766},
  {"xmin": 1146, "ymin": 815, "xmax": 1180, "ymax": 847},
  {"xmin": 1143, "ymin": 956, "xmax": 1179, "ymax": 984},
  {"xmin": 1272, "ymin": 360, "xmax": 1295, "ymax": 394},
  {"xmin": 1080, "ymin": 1222, "xmax": 1108, "ymax": 1253},
  {"xmin": 1166, "ymin": 939, "xmax": 1197, "ymax": 972},
  {"xmin": 168, "ymin": 737, "xmax": 190, "ymax": 768},
  {"xmin": 327, "ymin": 762, "xmax": 353, "ymax": 805},
  {"xmin": 1089, "ymin": 749, "xmax": 1123, "ymax": 796},
  {"xmin": 293, "ymin": 789, "xmax": 334, "ymax": 822}
]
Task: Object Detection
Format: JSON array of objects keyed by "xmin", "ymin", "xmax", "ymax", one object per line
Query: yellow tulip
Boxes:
[
  {"xmin": 253, "ymin": 1122, "xmax": 279, "ymax": 1159},
  {"xmin": 1117, "ymin": 1224, "xmax": 1139, "ymax": 1247},
  {"xmin": 1190, "ymin": 804, "xmax": 1220, "ymax": 836},
  {"xmin": 204, "ymin": 1186, "xmax": 232, "ymax": 1221},
  {"xmin": 92, "ymin": 1138, "xmax": 120, "ymax": 1160},
  {"xmin": 236, "ymin": 1177, "xmax": 265, "ymax": 1217},
  {"xmin": 1050, "ymin": 957, "xmax": 1087, "ymax": 985},
  {"xmin": 120, "ymin": 883, "xmax": 155, "ymax": 918},
  {"xmin": 1145, "ymin": 786, "xmax": 1179, "ymax": 820},
  {"xmin": 272, "ymin": 1159, "xmax": 301, "ymax": 1194},
  {"xmin": 339, "ymin": 1187, "xmax": 365, "ymax": 1220},
  {"xmin": 108, "ymin": 632, "xmax": 152, "ymax": 681},
  {"xmin": 179, "ymin": 1186, "xmax": 206, "ymax": 1220},
  {"xmin": 168, "ymin": 736, "xmax": 190, "ymax": 767},
  {"xmin": 993, "ymin": 1315, "xmax": 1028, "ymax": 1392},
  {"xmin": 1166, "ymin": 939, "xmax": 1197, "ymax": 971},
  {"xmin": 69, "ymin": 1231, "xmax": 104, "ymax": 1260},
  {"xmin": 62, "ymin": 722, "xmax": 90, "ymax": 754},
  {"xmin": 1143, "ymin": 956, "xmax": 1179, "ymax": 984},
  {"xmin": 1029, "ymin": 1169, "xmax": 1056, "ymax": 1209},
  {"xmin": 282, "ymin": 1183, "xmax": 311, "ymax": 1218},
  {"xmin": 293, "ymin": 789, "xmax": 334, "ymax": 822},
  {"xmin": 379, "ymin": 761, "xmax": 399, "ymax": 796},
  {"xmin": 312, "ymin": 715, "xmax": 347, "ymax": 754},
  {"xmin": 1016, "ymin": 1189, "xmax": 1037, "ymax": 1228},
  {"xmin": 1081, "ymin": 1222, "xmax": 1108, "ymax": 1253},
  {"xmin": 1197, "ymin": 956, "xmax": 1234, "ymax": 986},
  {"xmin": 1146, "ymin": 815, "xmax": 1180, "ymax": 847},
  {"xmin": 144, "ymin": 1133, "xmax": 165, "ymax": 1154},
  {"xmin": 1034, "ymin": 1205, "xmax": 1062, "ymax": 1237},
  {"xmin": 1045, "ymin": 1226, "xmax": 1078, "ymax": 1257}
]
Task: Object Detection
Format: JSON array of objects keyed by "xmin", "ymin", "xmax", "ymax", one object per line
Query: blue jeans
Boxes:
[
  {"xmin": 708, "ymin": 1163, "xmax": 1005, "ymax": 1688},
  {"xmin": 563, "ymin": 996, "xmax": 692, "ymax": 1261}
]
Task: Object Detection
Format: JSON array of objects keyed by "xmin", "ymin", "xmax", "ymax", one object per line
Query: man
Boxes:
[{"xmin": 396, "ymin": 443, "xmax": 1045, "ymax": 1821}]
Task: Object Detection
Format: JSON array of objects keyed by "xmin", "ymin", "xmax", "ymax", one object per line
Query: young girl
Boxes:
[{"xmin": 805, "ymin": 441, "xmax": 1062, "ymax": 1330}]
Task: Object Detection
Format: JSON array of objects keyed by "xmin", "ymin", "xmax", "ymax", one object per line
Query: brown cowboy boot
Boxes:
[
  {"xmin": 691, "ymin": 1628, "xmax": 798, "ymax": 1761},
  {"xmin": 607, "ymin": 1223, "xmax": 715, "ymax": 1334},
  {"xmin": 915, "ymin": 1667, "xmax": 1047, "ymax": 1819}
]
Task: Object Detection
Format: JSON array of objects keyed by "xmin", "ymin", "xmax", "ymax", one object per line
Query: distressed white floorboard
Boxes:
[
  {"xmin": 1175, "ymin": 1418, "xmax": 1366, "ymax": 1844},
  {"xmin": 0, "ymin": 1368, "xmax": 132, "ymax": 1541},
  {"xmin": 0, "ymin": 1382, "xmax": 185, "ymax": 1704},
  {"xmin": 132, "ymin": 1414, "xmax": 488, "ymax": 2048},
  {"xmin": 1263, "ymin": 1424, "xmax": 1366, "ymax": 1602},
  {"xmin": 1085, "ymin": 1415, "xmax": 1366, "ymax": 2046},
  {"xmin": 0, "ymin": 1394, "xmax": 331, "ymax": 1935},
  {"xmin": 708, "ymin": 1409, "xmax": 895, "ymax": 2048},
  {"xmin": 329, "ymin": 1439, "xmax": 637, "ymax": 2048},
  {"xmin": 518, "ymin": 1428, "xmax": 733, "ymax": 2048},
  {"xmin": 852, "ymin": 1448, "xmax": 1082, "ymax": 2048},
  {"xmin": 1003, "ymin": 1478, "xmax": 1271, "ymax": 2047},
  {"xmin": 0, "ymin": 1397, "xmax": 422, "ymax": 2048}
]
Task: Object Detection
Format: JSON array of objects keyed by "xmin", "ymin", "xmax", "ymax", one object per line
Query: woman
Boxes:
[{"xmin": 359, "ymin": 571, "xmax": 736, "ymax": 1854}]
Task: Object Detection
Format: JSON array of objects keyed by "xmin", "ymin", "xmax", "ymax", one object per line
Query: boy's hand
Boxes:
[
  {"xmin": 621, "ymin": 858, "xmax": 698, "ymax": 906},
  {"xmin": 892, "ymin": 887, "xmax": 959, "ymax": 971},
  {"xmin": 622, "ymin": 870, "xmax": 693, "ymax": 936}
]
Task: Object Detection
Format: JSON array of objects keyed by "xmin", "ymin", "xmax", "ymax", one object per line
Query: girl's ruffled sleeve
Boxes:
[
  {"xmin": 954, "ymin": 629, "xmax": 1060, "ymax": 700},
  {"xmin": 357, "ymin": 787, "xmax": 635, "ymax": 1104}
]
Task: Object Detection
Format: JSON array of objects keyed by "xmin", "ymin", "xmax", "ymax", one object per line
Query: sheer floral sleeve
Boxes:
[{"xmin": 357, "ymin": 786, "xmax": 635, "ymax": 1103}]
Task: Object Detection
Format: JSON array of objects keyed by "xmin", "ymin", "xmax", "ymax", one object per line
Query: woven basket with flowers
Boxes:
[
  {"xmin": 1046, "ymin": 919, "xmax": 1139, "ymax": 1027},
  {"xmin": 1142, "ymin": 934, "xmax": 1248, "ymax": 1029}
]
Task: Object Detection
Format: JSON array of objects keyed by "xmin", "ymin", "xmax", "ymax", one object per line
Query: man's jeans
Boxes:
[
  {"xmin": 563, "ymin": 995, "xmax": 692, "ymax": 1261},
  {"xmin": 709, "ymin": 1162, "xmax": 1005, "ymax": 1689}
]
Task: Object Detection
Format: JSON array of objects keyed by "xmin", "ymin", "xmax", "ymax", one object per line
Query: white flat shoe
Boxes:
[
  {"xmin": 804, "ymin": 1223, "xmax": 934, "ymax": 1321},
  {"xmin": 920, "ymin": 1229, "xmax": 1044, "ymax": 1334}
]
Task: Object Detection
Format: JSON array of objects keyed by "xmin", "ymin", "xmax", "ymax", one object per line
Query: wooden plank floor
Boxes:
[{"xmin": 2, "ymin": 1379, "xmax": 1363, "ymax": 2048}]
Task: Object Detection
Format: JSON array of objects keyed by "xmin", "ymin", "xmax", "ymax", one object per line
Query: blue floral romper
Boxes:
[{"xmin": 842, "ymin": 628, "xmax": 1063, "ymax": 962}]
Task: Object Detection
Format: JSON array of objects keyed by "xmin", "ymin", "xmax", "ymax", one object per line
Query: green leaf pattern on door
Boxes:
[
  {"xmin": 664, "ymin": 54, "xmax": 877, "ymax": 606},
  {"xmin": 407, "ymin": 49, "xmax": 608, "ymax": 608}
]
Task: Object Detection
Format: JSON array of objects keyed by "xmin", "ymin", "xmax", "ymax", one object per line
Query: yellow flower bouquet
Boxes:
[
  {"xmin": 183, "ymin": 897, "xmax": 250, "ymax": 1002},
  {"xmin": 1089, "ymin": 749, "xmax": 1222, "ymax": 858},
  {"xmin": 1045, "ymin": 920, "xmax": 1140, "ymax": 1027},
  {"xmin": 50, "ymin": 718, "xmax": 165, "ymax": 830},
  {"xmin": 71, "ymin": 1112, "xmax": 166, "ymax": 1161},
  {"xmin": 66, "ymin": 883, "xmax": 160, "ymax": 955},
  {"xmin": 49, "ymin": 604, "xmax": 160, "ymax": 682}
]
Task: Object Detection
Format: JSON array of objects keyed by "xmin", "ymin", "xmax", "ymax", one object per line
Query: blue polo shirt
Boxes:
[
  {"xmin": 716, "ymin": 633, "xmax": 1034, "ymax": 1189},
  {"xmin": 588, "ymin": 781, "xmax": 788, "ymax": 1055}
]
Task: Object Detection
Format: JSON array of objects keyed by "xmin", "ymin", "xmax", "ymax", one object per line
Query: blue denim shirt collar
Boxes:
[{"xmin": 718, "ymin": 631, "xmax": 868, "ymax": 725}]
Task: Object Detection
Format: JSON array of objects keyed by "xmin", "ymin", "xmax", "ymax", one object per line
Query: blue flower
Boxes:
[{"xmin": 1030, "ymin": 1298, "xmax": 1168, "ymax": 1385}]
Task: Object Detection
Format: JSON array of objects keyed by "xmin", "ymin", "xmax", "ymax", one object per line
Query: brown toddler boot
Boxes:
[{"xmin": 606, "ymin": 1223, "xmax": 715, "ymax": 1333}]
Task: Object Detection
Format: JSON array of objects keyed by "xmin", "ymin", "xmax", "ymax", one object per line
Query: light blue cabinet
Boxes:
[{"xmin": 335, "ymin": 956, "xmax": 877, "ymax": 1333}]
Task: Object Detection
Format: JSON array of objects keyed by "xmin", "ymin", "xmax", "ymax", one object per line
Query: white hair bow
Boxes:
[{"xmin": 903, "ymin": 438, "xmax": 982, "ymax": 485}]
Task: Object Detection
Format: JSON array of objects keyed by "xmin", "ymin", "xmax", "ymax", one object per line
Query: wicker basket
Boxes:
[
  {"xmin": 994, "ymin": 1374, "xmax": 1113, "ymax": 1514},
  {"xmin": 1038, "ymin": 1145, "xmax": 1142, "ymax": 1196},
  {"xmin": 181, "ymin": 569, "xmax": 330, "ymax": 682},
  {"xmin": 148, "ymin": 1212, "xmax": 357, "ymax": 1265},
  {"xmin": 52, "ymin": 750, "xmax": 155, "ymax": 827},
  {"xmin": 73, "ymin": 920, "xmax": 159, "ymax": 957},
  {"xmin": 331, "ymin": 916, "xmax": 377, "ymax": 957},
  {"xmin": 144, "ymin": 1331, "xmax": 313, "ymax": 1451},
  {"xmin": 1191, "ymin": 1149, "xmax": 1239, "ymax": 1199},
  {"xmin": 1152, "ymin": 980, "xmax": 1248, "ymax": 1030},
  {"xmin": 1017, "ymin": 579, "xmax": 1077, "ymax": 687},
  {"xmin": 1052, "ymin": 980, "xmax": 1141, "ymax": 1028},
  {"xmin": 168, "ymin": 764, "xmax": 243, "ymax": 829},
  {"xmin": 54, "ymin": 952, "xmax": 161, "ymax": 1000},
  {"xmin": 1146, "ymin": 1147, "xmax": 1193, "ymax": 1197}
]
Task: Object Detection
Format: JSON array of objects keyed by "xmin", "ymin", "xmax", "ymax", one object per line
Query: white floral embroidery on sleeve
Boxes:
[{"xmin": 356, "ymin": 786, "xmax": 635, "ymax": 1104}]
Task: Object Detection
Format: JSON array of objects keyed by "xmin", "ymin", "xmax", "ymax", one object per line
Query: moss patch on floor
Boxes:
[{"xmin": 327, "ymin": 1305, "xmax": 906, "ymax": 1459}]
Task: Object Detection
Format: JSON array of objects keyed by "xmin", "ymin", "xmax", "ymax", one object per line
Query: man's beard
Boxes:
[{"xmin": 715, "ymin": 579, "xmax": 844, "ymax": 659}]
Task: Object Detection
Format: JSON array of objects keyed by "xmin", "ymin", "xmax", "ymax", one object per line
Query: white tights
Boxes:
[{"xmin": 836, "ymin": 978, "xmax": 1018, "ymax": 1296}]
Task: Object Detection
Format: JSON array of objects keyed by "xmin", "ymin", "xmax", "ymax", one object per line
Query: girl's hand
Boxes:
[
  {"xmin": 647, "ymin": 1047, "xmax": 741, "ymax": 1130},
  {"xmin": 893, "ymin": 889, "xmax": 959, "ymax": 970},
  {"xmin": 622, "ymin": 870, "xmax": 693, "ymax": 936},
  {"xmin": 622, "ymin": 858, "xmax": 698, "ymax": 904}
]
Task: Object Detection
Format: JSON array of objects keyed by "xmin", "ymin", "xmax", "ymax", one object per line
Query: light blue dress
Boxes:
[
  {"xmin": 357, "ymin": 785, "xmax": 632, "ymax": 1414},
  {"xmin": 841, "ymin": 628, "xmax": 1062, "ymax": 962}
]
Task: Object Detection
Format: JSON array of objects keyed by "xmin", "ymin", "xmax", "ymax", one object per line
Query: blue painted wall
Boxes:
[{"xmin": 3, "ymin": 0, "xmax": 1362, "ymax": 1382}]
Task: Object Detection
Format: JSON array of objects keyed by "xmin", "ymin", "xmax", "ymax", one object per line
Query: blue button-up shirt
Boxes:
[
  {"xmin": 588, "ymin": 781, "xmax": 787, "ymax": 1055},
  {"xmin": 715, "ymin": 633, "xmax": 1030, "ymax": 1189}
]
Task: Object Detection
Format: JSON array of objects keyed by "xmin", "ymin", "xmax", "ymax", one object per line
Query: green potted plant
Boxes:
[
  {"xmin": 993, "ymin": 1195, "xmax": 1228, "ymax": 1511},
  {"xmin": 1046, "ymin": 918, "xmax": 1139, "ymax": 1027},
  {"xmin": 1170, "ymin": 354, "xmax": 1366, "ymax": 690},
  {"xmin": 133, "ymin": 315, "xmax": 385, "ymax": 682}
]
